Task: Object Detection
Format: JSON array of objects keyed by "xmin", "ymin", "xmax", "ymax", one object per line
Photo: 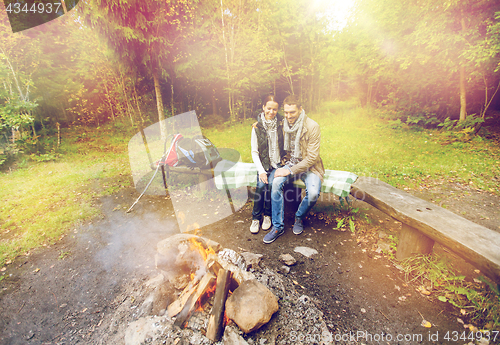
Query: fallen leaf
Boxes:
[
  {"xmin": 418, "ymin": 286, "xmax": 431, "ymax": 295},
  {"xmin": 421, "ymin": 320, "xmax": 432, "ymax": 328}
]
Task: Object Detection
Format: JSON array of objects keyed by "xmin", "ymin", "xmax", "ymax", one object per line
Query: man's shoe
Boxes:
[
  {"xmin": 293, "ymin": 218, "xmax": 304, "ymax": 235},
  {"xmin": 263, "ymin": 226, "xmax": 284, "ymax": 244},
  {"xmin": 250, "ymin": 219, "xmax": 260, "ymax": 234},
  {"xmin": 262, "ymin": 216, "xmax": 272, "ymax": 230}
]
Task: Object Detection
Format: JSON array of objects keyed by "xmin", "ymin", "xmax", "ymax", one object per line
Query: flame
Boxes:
[
  {"xmin": 223, "ymin": 310, "xmax": 231, "ymax": 327},
  {"xmin": 189, "ymin": 237, "xmax": 216, "ymax": 262}
]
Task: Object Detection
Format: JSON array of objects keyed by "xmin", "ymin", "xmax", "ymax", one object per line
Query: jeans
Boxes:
[
  {"xmin": 251, "ymin": 170, "xmax": 274, "ymax": 220},
  {"xmin": 270, "ymin": 170, "xmax": 322, "ymax": 230}
]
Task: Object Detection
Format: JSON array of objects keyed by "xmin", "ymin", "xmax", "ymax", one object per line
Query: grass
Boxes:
[
  {"xmin": 398, "ymin": 254, "xmax": 500, "ymax": 330},
  {"xmin": 0, "ymin": 122, "xmax": 133, "ymax": 267}
]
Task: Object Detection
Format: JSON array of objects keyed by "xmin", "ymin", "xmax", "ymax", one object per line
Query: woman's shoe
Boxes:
[
  {"xmin": 262, "ymin": 216, "xmax": 272, "ymax": 230},
  {"xmin": 250, "ymin": 219, "xmax": 260, "ymax": 234}
]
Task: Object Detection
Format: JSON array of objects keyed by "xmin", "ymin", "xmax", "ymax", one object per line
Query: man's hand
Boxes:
[
  {"xmin": 274, "ymin": 167, "xmax": 291, "ymax": 177},
  {"xmin": 259, "ymin": 173, "xmax": 268, "ymax": 184}
]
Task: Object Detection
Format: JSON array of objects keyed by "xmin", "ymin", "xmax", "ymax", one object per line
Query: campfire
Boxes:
[{"xmin": 154, "ymin": 234, "xmax": 278, "ymax": 341}]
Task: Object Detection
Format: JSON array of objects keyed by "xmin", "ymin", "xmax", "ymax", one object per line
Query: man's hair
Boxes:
[
  {"xmin": 262, "ymin": 94, "xmax": 279, "ymax": 106},
  {"xmin": 283, "ymin": 95, "xmax": 301, "ymax": 109}
]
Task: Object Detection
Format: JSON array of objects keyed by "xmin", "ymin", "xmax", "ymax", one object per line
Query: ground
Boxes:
[{"xmin": 0, "ymin": 176, "xmax": 499, "ymax": 345}]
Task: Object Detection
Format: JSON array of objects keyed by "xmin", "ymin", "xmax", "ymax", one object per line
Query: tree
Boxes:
[
  {"xmin": 82, "ymin": 0, "xmax": 198, "ymax": 137},
  {"xmin": 0, "ymin": 12, "xmax": 39, "ymax": 139}
]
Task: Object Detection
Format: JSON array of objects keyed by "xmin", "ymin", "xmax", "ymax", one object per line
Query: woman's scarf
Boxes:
[
  {"xmin": 261, "ymin": 113, "xmax": 279, "ymax": 169},
  {"xmin": 283, "ymin": 109, "xmax": 305, "ymax": 162}
]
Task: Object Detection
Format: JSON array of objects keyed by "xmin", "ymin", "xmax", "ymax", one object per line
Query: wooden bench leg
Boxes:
[
  {"xmin": 198, "ymin": 173, "xmax": 215, "ymax": 191},
  {"xmin": 396, "ymin": 224, "xmax": 435, "ymax": 260}
]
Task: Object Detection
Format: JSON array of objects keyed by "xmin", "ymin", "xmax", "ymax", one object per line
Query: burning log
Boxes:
[
  {"xmin": 167, "ymin": 276, "xmax": 200, "ymax": 318},
  {"xmin": 172, "ymin": 272, "xmax": 216, "ymax": 328},
  {"xmin": 206, "ymin": 268, "xmax": 232, "ymax": 342}
]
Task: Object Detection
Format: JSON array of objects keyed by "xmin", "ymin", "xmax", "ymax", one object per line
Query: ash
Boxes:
[{"xmin": 87, "ymin": 249, "xmax": 339, "ymax": 345}]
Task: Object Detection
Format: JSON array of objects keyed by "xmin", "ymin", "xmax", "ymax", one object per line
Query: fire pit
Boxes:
[{"xmin": 96, "ymin": 234, "xmax": 334, "ymax": 345}]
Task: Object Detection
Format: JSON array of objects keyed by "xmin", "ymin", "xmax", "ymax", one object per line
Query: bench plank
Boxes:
[{"xmin": 351, "ymin": 176, "xmax": 500, "ymax": 283}]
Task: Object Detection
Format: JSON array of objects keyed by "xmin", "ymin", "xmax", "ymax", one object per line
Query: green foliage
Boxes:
[
  {"xmin": 332, "ymin": 198, "xmax": 361, "ymax": 233},
  {"xmin": 400, "ymin": 254, "xmax": 500, "ymax": 328}
]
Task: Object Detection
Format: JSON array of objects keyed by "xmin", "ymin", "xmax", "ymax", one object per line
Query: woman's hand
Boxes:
[{"xmin": 259, "ymin": 173, "xmax": 268, "ymax": 184}]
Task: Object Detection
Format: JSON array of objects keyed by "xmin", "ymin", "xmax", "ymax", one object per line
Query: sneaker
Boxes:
[
  {"xmin": 293, "ymin": 218, "xmax": 304, "ymax": 235},
  {"xmin": 250, "ymin": 219, "xmax": 260, "ymax": 234},
  {"xmin": 262, "ymin": 216, "xmax": 272, "ymax": 230},
  {"xmin": 263, "ymin": 226, "xmax": 284, "ymax": 244}
]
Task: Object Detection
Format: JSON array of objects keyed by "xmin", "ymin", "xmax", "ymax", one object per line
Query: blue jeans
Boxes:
[
  {"xmin": 270, "ymin": 170, "xmax": 322, "ymax": 230},
  {"xmin": 251, "ymin": 170, "xmax": 274, "ymax": 220}
]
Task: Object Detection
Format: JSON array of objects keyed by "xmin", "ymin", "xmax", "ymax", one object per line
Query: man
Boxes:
[{"xmin": 263, "ymin": 95, "xmax": 325, "ymax": 244}]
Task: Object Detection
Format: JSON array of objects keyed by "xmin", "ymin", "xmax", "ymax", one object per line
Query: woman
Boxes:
[{"xmin": 250, "ymin": 95, "xmax": 286, "ymax": 234}]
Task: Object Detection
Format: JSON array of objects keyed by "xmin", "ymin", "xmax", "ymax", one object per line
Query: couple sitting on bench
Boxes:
[{"xmin": 250, "ymin": 94, "xmax": 324, "ymax": 244}]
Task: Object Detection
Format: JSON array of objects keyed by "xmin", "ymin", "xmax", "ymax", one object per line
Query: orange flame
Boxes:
[{"xmin": 188, "ymin": 237, "xmax": 216, "ymax": 262}]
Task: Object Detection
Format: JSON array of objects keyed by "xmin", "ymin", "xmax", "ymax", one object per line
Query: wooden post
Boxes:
[
  {"xmin": 206, "ymin": 269, "xmax": 232, "ymax": 342},
  {"xmin": 396, "ymin": 223, "xmax": 435, "ymax": 260}
]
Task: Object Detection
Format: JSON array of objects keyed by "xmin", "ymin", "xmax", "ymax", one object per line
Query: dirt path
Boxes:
[{"xmin": 0, "ymin": 180, "xmax": 499, "ymax": 344}]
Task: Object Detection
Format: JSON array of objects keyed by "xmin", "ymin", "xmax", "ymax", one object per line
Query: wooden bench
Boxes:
[{"xmin": 350, "ymin": 176, "xmax": 500, "ymax": 284}]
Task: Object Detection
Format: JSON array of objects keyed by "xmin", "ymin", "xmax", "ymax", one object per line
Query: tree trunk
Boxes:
[
  {"xmin": 153, "ymin": 70, "xmax": 167, "ymax": 139},
  {"xmin": 459, "ymin": 66, "xmax": 467, "ymax": 121},
  {"xmin": 459, "ymin": 15, "xmax": 467, "ymax": 122},
  {"xmin": 119, "ymin": 69, "xmax": 134, "ymax": 126}
]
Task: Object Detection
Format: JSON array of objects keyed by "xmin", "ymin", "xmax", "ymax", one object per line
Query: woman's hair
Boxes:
[
  {"xmin": 283, "ymin": 94, "xmax": 301, "ymax": 109},
  {"xmin": 262, "ymin": 95, "xmax": 279, "ymax": 106}
]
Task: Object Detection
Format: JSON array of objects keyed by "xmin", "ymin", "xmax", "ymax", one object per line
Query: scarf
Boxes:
[
  {"xmin": 261, "ymin": 113, "xmax": 279, "ymax": 169},
  {"xmin": 283, "ymin": 109, "xmax": 305, "ymax": 162}
]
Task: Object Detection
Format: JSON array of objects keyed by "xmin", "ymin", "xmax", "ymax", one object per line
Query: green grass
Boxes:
[
  {"xmin": 399, "ymin": 254, "xmax": 500, "ymax": 329},
  {"xmin": 0, "ymin": 123, "xmax": 132, "ymax": 267},
  {"xmin": 204, "ymin": 101, "xmax": 500, "ymax": 194}
]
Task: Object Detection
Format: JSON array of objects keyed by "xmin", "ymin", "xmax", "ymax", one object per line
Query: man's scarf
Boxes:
[
  {"xmin": 283, "ymin": 109, "xmax": 305, "ymax": 161},
  {"xmin": 261, "ymin": 113, "xmax": 279, "ymax": 168}
]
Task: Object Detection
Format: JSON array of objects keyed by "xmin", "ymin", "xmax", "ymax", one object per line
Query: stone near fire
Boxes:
[
  {"xmin": 294, "ymin": 246, "xmax": 318, "ymax": 258},
  {"xmin": 225, "ymin": 279, "xmax": 279, "ymax": 333},
  {"xmin": 223, "ymin": 325, "xmax": 250, "ymax": 345},
  {"xmin": 279, "ymin": 253, "xmax": 297, "ymax": 266},
  {"xmin": 240, "ymin": 252, "xmax": 263, "ymax": 270}
]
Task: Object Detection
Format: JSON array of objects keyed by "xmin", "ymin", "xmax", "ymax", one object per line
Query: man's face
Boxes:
[{"xmin": 284, "ymin": 104, "xmax": 301, "ymax": 125}]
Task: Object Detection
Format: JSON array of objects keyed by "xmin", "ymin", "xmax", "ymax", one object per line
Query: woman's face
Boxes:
[{"xmin": 263, "ymin": 101, "xmax": 279, "ymax": 120}]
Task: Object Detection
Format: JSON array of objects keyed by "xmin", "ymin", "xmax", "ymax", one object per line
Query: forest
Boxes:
[{"xmin": 1, "ymin": 0, "xmax": 500, "ymax": 165}]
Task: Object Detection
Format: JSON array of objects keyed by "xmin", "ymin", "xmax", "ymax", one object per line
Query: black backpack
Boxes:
[{"xmin": 167, "ymin": 134, "xmax": 222, "ymax": 169}]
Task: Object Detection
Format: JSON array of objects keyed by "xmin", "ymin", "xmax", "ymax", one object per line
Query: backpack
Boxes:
[{"xmin": 165, "ymin": 134, "xmax": 222, "ymax": 169}]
